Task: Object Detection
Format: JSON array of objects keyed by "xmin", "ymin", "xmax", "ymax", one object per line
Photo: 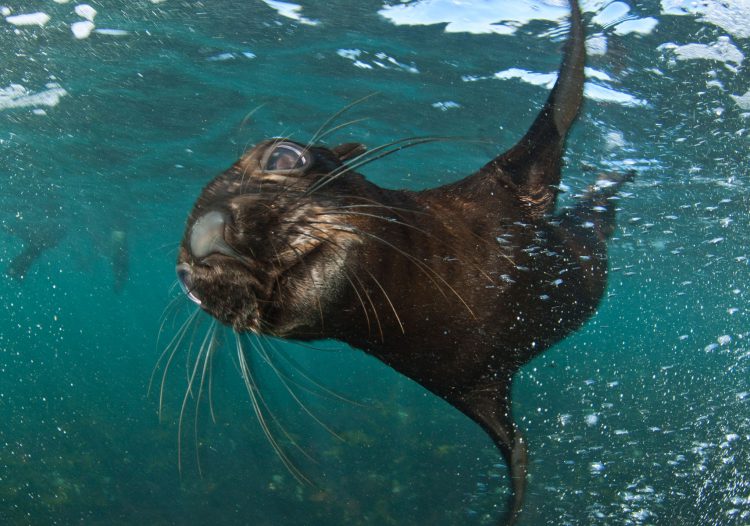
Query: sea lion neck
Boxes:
[{"xmin": 419, "ymin": 171, "xmax": 526, "ymax": 222}]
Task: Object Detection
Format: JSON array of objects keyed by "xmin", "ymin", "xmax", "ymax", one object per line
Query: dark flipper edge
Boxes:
[
  {"xmin": 455, "ymin": 382, "xmax": 528, "ymax": 526},
  {"xmin": 482, "ymin": 0, "xmax": 585, "ymax": 218}
]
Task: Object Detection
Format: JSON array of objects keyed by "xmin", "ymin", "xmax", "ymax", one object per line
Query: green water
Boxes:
[{"xmin": 1, "ymin": 1, "xmax": 748, "ymax": 524}]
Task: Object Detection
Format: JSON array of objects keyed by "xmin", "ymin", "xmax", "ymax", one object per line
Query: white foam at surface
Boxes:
[
  {"xmin": 490, "ymin": 67, "xmax": 648, "ymax": 107},
  {"xmin": 6, "ymin": 12, "xmax": 50, "ymax": 26},
  {"xmin": 591, "ymin": 1, "xmax": 630, "ymax": 27},
  {"xmin": 337, "ymin": 49, "xmax": 361, "ymax": 61},
  {"xmin": 207, "ymin": 52, "xmax": 236, "ymax": 62},
  {"xmin": 71, "ymin": 20, "xmax": 94, "ymax": 39},
  {"xmin": 337, "ymin": 48, "xmax": 418, "ymax": 74},
  {"xmin": 494, "ymin": 68, "xmax": 556, "ymax": 89},
  {"xmin": 661, "ymin": 0, "xmax": 750, "ymax": 39},
  {"xmin": 605, "ymin": 130, "xmax": 626, "ymax": 150},
  {"xmin": 586, "ymin": 34, "xmax": 608, "ymax": 56},
  {"xmin": 731, "ymin": 90, "xmax": 750, "ymax": 110},
  {"xmin": 0, "ymin": 83, "xmax": 68, "ymax": 111},
  {"xmin": 1, "ymin": 7, "xmax": 10, "ymax": 17},
  {"xmin": 206, "ymin": 52, "xmax": 255, "ymax": 62},
  {"xmin": 590, "ymin": 1, "xmax": 659, "ymax": 36},
  {"xmin": 585, "ymin": 413, "xmax": 599, "ymax": 426},
  {"xmin": 262, "ymin": 0, "xmax": 319, "ymax": 26},
  {"xmin": 379, "ymin": 0, "xmax": 568, "ymax": 35},
  {"xmin": 432, "ymin": 101, "xmax": 461, "ymax": 111},
  {"xmin": 585, "ymin": 67, "xmax": 613, "ymax": 82},
  {"xmin": 95, "ymin": 28, "xmax": 129, "ymax": 36},
  {"xmin": 613, "ymin": 17, "xmax": 658, "ymax": 35},
  {"xmin": 337, "ymin": 49, "xmax": 371, "ymax": 69},
  {"xmin": 53, "ymin": 0, "xmax": 71, "ymax": 3},
  {"xmin": 377, "ymin": 52, "xmax": 418, "ymax": 73},
  {"xmin": 659, "ymin": 37, "xmax": 744, "ymax": 69},
  {"xmin": 380, "ymin": 0, "xmax": 659, "ymax": 36},
  {"xmin": 75, "ymin": 4, "xmax": 97, "ymax": 22},
  {"xmin": 584, "ymin": 82, "xmax": 648, "ymax": 107}
]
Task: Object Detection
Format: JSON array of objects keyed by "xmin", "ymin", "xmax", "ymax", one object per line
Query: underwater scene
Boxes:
[{"xmin": 1, "ymin": 0, "xmax": 748, "ymax": 524}]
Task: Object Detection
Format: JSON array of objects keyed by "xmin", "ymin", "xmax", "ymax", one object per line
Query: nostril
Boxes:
[
  {"xmin": 176, "ymin": 263, "xmax": 202, "ymax": 305},
  {"xmin": 190, "ymin": 210, "xmax": 238, "ymax": 260}
]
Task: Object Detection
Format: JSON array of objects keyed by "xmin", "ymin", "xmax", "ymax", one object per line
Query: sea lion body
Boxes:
[{"xmin": 175, "ymin": 1, "xmax": 629, "ymax": 523}]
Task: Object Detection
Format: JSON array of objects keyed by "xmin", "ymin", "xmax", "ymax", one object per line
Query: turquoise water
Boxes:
[{"xmin": 1, "ymin": 1, "xmax": 748, "ymax": 524}]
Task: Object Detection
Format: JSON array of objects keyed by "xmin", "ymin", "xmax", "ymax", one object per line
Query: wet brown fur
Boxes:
[{"xmin": 175, "ymin": 1, "xmax": 632, "ymax": 523}]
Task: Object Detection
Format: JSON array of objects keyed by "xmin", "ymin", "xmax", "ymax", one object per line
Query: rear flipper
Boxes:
[{"xmin": 455, "ymin": 382, "xmax": 528, "ymax": 526}]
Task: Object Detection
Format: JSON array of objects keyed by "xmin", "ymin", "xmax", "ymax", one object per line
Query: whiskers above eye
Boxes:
[
  {"xmin": 233, "ymin": 94, "xmax": 376, "ymax": 169},
  {"xmin": 313, "ymin": 117, "xmax": 370, "ymax": 145},
  {"xmin": 305, "ymin": 135, "xmax": 472, "ymax": 196},
  {"xmin": 307, "ymin": 92, "xmax": 379, "ymax": 148}
]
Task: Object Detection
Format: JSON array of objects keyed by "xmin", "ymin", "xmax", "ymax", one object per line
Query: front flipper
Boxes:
[
  {"xmin": 481, "ymin": 0, "xmax": 584, "ymax": 218},
  {"xmin": 454, "ymin": 382, "xmax": 528, "ymax": 526}
]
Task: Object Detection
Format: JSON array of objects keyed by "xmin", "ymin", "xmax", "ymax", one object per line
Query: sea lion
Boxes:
[
  {"xmin": 3, "ymin": 212, "xmax": 129, "ymax": 292},
  {"xmin": 175, "ymin": 0, "xmax": 630, "ymax": 523},
  {"xmin": 109, "ymin": 229, "xmax": 129, "ymax": 293},
  {"xmin": 4, "ymin": 225, "xmax": 64, "ymax": 280}
]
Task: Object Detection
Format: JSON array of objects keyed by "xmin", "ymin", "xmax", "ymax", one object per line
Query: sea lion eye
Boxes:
[{"xmin": 261, "ymin": 142, "xmax": 310, "ymax": 174}]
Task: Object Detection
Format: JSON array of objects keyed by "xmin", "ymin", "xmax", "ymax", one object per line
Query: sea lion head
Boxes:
[{"xmin": 176, "ymin": 139, "xmax": 369, "ymax": 336}]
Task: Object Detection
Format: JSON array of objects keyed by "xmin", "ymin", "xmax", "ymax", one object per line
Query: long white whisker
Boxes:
[
  {"xmin": 207, "ymin": 331, "xmax": 218, "ymax": 424},
  {"xmin": 193, "ymin": 321, "xmax": 219, "ymax": 477},
  {"xmin": 253, "ymin": 335, "xmax": 345, "ymax": 442},
  {"xmin": 235, "ymin": 103, "xmax": 267, "ymax": 156},
  {"xmin": 151, "ymin": 295, "xmax": 191, "ymax": 392},
  {"xmin": 153, "ymin": 308, "xmax": 202, "ymax": 421},
  {"xmin": 306, "ymin": 136, "xmax": 459, "ymax": 196},
  {"xmin": 178, "ymin": 319, "xmax": 216, "ymax": 475},
  {"xmin": 234, "ymin": 332, "xmax": 312, "ymax": 485},
  {"xmin": 313, "ymin": 117, "xmax": 370, "ymax": 144},
  {"xmin": 315, "ymin": 210, "xmax": 500, "ymax": 284},
  {"xmin": 364, "ymin": 267, "xmax": 405, "ymax": 333},
  {"xmin": 307, "ymin": 93, "xmax": 378, "ymax": 147},
  {"xmin": 288, "ymin": 225, "xmax": 387, "ymax": 340},
  {"xmin": 267, "ymin": 340, "xmax": 367, "ymax": 407},
  {"xmin": 309, "ymin": 221, "xmax": 479, "ymax": 318}
]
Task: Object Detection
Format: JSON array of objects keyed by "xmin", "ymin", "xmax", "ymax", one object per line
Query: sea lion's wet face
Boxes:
[{"xmin": 176, "ymin": 139, "xmax": 368, "ymax": 335}]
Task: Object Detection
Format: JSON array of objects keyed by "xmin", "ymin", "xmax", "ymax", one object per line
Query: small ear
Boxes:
[{"xmin": 331, "ymin": 142, "xmax": 366, "ymax": 161}]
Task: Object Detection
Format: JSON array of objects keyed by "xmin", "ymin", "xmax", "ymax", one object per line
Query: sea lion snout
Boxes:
[
  {"xmin": 189, "ymin": 210, "xmax": 238, "ymax": 261},
  {"xmin": 177, "ymin": 210, "xmax": 237, "ymax": 306}
]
